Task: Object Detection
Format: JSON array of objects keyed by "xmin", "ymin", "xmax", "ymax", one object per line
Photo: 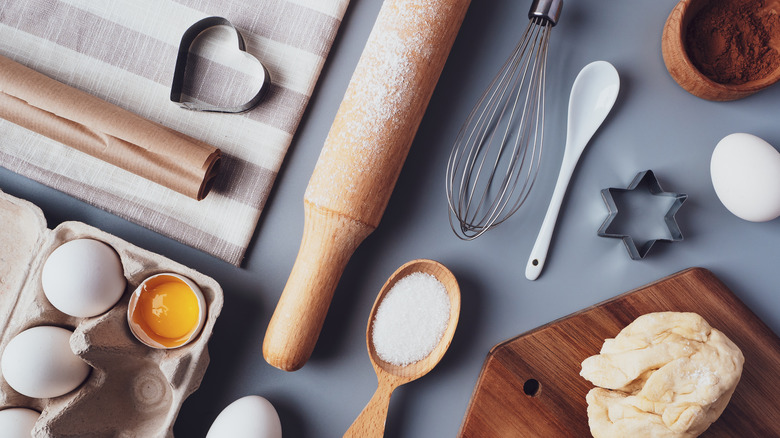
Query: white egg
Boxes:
[
  {"xmin": 711, "ymin": 133, "xmax": 780, "ymax": 222},
  {"xmin": 0, "ymin": 408, "xmax": 40, "ymax": 437},
  {"xmin": 41, "ymin": 238, "xmax": 126, "ymax": 317},
  {"xmin": 206, "ymin": 395, "xmax": 282, "ymax": 438},
  {"xmin": 1, "ymin": 326, "xmax": 91, "ymax": 399}
]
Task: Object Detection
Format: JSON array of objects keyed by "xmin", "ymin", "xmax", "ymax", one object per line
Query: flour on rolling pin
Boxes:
[{"xmin": 306, "ymin": 1, "xmax": 457, "ymax": 219}]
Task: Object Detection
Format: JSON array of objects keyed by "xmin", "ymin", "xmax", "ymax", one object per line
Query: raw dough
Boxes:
[{"xmin": 580, "ymin": 312, "xmax": 744, "ymax": 438}]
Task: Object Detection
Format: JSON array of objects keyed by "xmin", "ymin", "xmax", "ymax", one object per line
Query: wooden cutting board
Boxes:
[{"xmin": 458, "ymin": 268, "xmax": 780, "ymax": 437}]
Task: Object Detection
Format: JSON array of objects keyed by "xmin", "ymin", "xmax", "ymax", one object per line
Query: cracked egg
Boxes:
[{"xmin": 128, "ymin": 273, "xmax": 206, "ymax": 349}]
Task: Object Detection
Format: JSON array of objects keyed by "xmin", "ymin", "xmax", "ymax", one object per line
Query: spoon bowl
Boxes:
[
  {"xmin": 344, "ymin": 259, "xmax": 460, "ymax": 437},
  {"xmin": 367, "ymin": 259, "xmax": 460, "ymax": 380}
]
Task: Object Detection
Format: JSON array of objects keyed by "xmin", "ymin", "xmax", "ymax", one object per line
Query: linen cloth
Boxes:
[{"xmin": 0, "ymin": 0, "xmax": 350, "ymax": 265}]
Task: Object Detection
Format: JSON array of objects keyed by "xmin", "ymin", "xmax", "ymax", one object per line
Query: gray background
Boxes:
[{"xmin": 3, "ymin": 0, "xmax": 780, "ymax": 436}]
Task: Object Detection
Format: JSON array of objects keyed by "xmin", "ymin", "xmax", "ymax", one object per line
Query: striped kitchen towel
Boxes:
[{"xmin": 0, "ymin": 0, "xmax": 350, "ymax": 265}]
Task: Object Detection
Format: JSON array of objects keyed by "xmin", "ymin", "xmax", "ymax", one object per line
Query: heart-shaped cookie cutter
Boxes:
[{"xmin": 171, "ymin": 16, "xmax": 270, "ymax": 113}]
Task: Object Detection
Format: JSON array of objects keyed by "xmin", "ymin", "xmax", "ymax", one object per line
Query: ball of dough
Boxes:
[{"xmin": 580, "ymin": 312, "xmax": 743, "ymax": 438}]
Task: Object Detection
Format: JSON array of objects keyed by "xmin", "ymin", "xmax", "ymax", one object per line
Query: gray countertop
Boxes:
[{"xmin": 3, "ymin": 0, "xmax": 780, "ymax": 436}]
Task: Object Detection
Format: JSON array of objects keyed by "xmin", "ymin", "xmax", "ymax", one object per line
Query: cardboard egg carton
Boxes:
[{"xmin": 0, "ymin": 190, "xmax": 224, "ymax": 437}]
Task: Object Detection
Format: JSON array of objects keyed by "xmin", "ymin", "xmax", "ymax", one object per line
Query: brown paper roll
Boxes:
[{"xmin": 0, "ymin": 55, "xmax": 220, "ymax": 200}]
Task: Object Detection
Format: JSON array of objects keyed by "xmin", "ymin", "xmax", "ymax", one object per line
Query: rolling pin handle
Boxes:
[{"xmin": 263, "ymin": 202, "xmax": 374, "ymax": 371}]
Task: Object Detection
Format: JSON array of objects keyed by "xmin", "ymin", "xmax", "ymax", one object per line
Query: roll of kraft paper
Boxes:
[
  {"xmin": 263, "ymin": 0, "xmax": 471, "ymax": 371},
  {"xmin": 0, "ymin": 55, "xmax": 220, "ymax": 200}
]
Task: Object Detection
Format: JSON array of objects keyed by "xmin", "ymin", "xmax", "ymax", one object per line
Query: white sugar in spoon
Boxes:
[
  {"xmin": 525, "ymin": 61, "xmax": 620, "ymax": 281},
  {"xmin": 344, "ymin": 259, "xmax": 460, "ymax": 438}
]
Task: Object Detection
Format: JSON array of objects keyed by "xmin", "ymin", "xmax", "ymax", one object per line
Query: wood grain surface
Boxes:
[{"xmin": 458, "ymin": 268, "xmax": 780, "ymax": 437}]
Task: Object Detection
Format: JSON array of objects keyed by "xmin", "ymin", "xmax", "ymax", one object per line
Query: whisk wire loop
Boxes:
[{"xmin": 446, "ymin": 16, "xmax": 553, "ymax": 240}]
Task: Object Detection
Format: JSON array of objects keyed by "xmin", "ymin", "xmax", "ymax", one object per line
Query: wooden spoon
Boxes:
[
  {"xmin": 662, "ymin": 0, "xmax": 780, "ymax": 101},
  {"xmin": 343, "ymin": 259, "xmax": 460, "ymax": 438}
]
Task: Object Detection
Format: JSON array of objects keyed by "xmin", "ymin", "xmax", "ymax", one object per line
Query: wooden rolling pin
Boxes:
[{"xmin": 263, "ymin": 0, "xmax": 471, "ymax": 371}]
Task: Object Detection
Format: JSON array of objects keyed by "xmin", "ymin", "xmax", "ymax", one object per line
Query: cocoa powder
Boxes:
[{"xmin": 685, "ymin": 0, "xmax": 780, "ymax": 85}]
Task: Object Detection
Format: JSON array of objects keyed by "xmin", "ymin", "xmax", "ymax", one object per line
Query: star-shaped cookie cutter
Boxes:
[{"xmin": 597, "ymin": 170, "xmax": 687, "ymax": 260}]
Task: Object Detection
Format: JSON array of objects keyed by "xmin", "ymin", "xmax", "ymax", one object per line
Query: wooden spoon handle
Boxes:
[{"xmin": 343, "ymin": 380, "xmax": 395, "ymax": 438}]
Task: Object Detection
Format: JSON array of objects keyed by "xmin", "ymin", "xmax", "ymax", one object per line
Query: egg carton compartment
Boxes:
[{"xmin": 0, "ymin": 190, "xmax": 224, "ymax": 437}]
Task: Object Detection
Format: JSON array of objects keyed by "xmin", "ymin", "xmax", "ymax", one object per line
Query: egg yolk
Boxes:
[{"xmin": 135, "ymin": 277, "xmax": 199, "ymax": 346}]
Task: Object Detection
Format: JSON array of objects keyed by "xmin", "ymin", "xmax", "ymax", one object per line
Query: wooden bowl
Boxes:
[{"xmin": 661, "ymin": 0, "xmax": 780, "ymax": 101}]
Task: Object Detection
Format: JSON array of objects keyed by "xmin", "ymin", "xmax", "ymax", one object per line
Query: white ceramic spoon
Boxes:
[{"xmin": 525, "ymin": 61, "xmax": 620, "ymax": 281}]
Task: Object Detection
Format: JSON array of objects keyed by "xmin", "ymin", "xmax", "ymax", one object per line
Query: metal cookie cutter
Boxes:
[
  {"xmin": 598, "ymin": 170, "xmax": 687, "ymax": 259},
  {"xmin": 171, "ymin": 16, "xmax": 270, "ymax": 113}
]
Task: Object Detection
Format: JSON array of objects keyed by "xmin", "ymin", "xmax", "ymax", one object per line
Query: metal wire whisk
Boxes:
[{"xmin": 445, "ymin": 0, "xmax": 563, "ymax": 240}]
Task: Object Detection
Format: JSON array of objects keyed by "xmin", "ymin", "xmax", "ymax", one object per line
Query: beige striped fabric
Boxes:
[{"xmin": 0, "ymin": 0, "xmax": 349, "ymax": 265}]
